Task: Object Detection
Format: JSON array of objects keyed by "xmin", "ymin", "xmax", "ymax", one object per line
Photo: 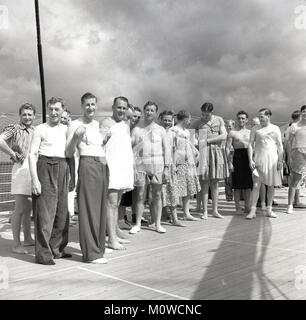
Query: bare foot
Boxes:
[
  {"xmin": 172, "ymin": 220, "xmax": 186, "ymax": 227},
  {"xmin": 116, "ymin": 228, "xmax": 130, "ymax": 239},
  {"xmin": 117, "ymin": 237, "xmax": 131, "ymax": 244},
  {"xmin": 24, "ymin": 239, "xmax": 35, "ymax": 246},
  {"xmin": 212, "ymin": 211, "xmax": 224, "ymax": 219},
  {"xmin": 184, "ymin": 214, "xmax": 199, "ymax": 221},
  {"xmin": 12, "ymin": 245, "xmax": 28, "ymax": 254},
  {"xmin": 108, "ymin": 241, "xmax": 126, "ymax": 250},
  {"xmin": 200, "ymin": 212, "xmax": 208, "ymax": 220}
]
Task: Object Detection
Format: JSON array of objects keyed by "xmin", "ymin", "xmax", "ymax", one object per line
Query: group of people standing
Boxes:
[{"xmin": 0, "ymin": 95, "xmax": 305, "ymax": 266}]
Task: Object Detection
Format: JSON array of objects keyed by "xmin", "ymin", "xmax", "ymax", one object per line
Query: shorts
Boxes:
[{"xmin": 134, "ymin": 171, "xmax": 163, "ymax": 187}]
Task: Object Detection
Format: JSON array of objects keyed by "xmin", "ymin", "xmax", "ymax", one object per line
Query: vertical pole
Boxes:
[{"xmin": 34, "ymin": 0, "xmax": 46, "ymax": 123}]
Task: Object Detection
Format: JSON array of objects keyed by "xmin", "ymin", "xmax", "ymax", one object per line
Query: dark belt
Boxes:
[
  {"xmin": 80, "ymin": 155, "xmax": 104, "ymax": 161},
  {"xmin": 38, "ymin": 155, "xmax": 67, "ymax": 161}
]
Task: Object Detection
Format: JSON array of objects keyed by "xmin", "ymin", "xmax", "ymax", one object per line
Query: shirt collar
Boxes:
[{"xmin": 19, "ymin": 122, "xmax": 34, "ymax": 132}]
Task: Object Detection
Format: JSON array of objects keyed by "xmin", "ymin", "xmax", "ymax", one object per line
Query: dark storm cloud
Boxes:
[
  {"xmin": 66, "ymin": 0, "xmax": 306, "ymax": 120},
  {"xmin": 0, "ymin": 0, "xmax": 305, "ymax": 122}
]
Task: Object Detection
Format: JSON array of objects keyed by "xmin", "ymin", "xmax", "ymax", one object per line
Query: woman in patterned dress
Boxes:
[
  {"xmin": 195, "ymin": 102, "xmax": 229, "ymax": 219},
  {"xmin": 160, "ymin": 111, "xmax": 185, "ymax": 227},
  {"xmin": 170, "ymin": 110, "xmax": 201, "ymax": 221}
]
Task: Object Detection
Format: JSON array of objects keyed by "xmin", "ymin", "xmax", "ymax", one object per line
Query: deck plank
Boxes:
[{"xmin": 1, "ymin": 187, "xmax": 306, "ymax": 300}]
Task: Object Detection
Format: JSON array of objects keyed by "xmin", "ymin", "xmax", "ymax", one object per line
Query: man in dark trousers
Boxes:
[
  {"xmin": 29, "ymin": 97, "xmax": 71, "ymax": 265},
  {"xmin": 66, "ymin": 92, "xmax": 109, "ymax": 264}
]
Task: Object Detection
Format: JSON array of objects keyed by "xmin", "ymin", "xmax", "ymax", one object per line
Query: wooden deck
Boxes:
[{"xmin": 1, "ymin": 187, "xmax": 306, "ymax": 300}]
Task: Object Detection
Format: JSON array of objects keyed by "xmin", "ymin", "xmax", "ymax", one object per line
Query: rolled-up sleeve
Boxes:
[{"xmin": 0, "ymin": 124, "xmax": 17, "ymax": 142}]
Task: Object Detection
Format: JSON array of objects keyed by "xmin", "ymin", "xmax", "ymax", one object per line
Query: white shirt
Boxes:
[
  {"xmin": 69, "ymin": 119, "xmax": 105, "ymax": 157},
  {"xmin": 36, "ymin": 123, "xmax": 67, "ymax": 158}
]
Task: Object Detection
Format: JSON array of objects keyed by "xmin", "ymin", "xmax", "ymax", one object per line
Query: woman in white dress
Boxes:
[{"xmin": 247, "ymin": 108, "xmax": 283, "ymax": 219}]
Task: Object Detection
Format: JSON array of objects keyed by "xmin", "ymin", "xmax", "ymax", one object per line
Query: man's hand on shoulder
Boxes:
[{"xmin": 100, "ymin": 117, "xmax": 114, "ymax": 129}]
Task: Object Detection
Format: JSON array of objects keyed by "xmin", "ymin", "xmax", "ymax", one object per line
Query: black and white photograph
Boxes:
[{"xmin": 1, "ymin": 0, "xmax": 306, "ymax": 306}]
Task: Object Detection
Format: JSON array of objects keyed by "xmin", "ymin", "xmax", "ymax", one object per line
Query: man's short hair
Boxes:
[
  {"xmin": 301, "ymin": 105, "xmax": 306, "ymax": 112},
  {"xmin": 143, "ymin": 101, "xmax": 158, "ymax": 112},
  {"xmin": 291, "ymin": 110, "xmax": 301, "ymax": 121},
  {"xmin": 133, "ymin": 106, "xmax": 142, "ymax": 113},
  {"xmin": 113, "ymin": 96, "xmax": 129, "ymax": 106},
  {"xmin": 47, "ymin": 97, "xmax": 64, "ymax": 108},
  {"xmin": 201, "ymin": 102, "xmax": 214, "ymax": 112},
  {"xmin": 226, "ymin": 119, "xmax": 235, "ymax": 126},
  {"xmin": 236, "ymin": 110, "xmax": 248, "ymax": 118},
  {"xmin": 159, "ymin": 110, "xmax": 174, "ymax": 120},
  {"xmin": 258, "ymin": 107, "xmax": 272, "ymax": 116},
  {"xmin": 81, "ymin": 92, "xmax": 97, "ymax": 104},
  {"xmin": 176, "ymin": 110, "xmax": 191, "ymax": 121},
  {"xmin": 19, "ymin": 103, "xmax": 36, "ymax": 115}
]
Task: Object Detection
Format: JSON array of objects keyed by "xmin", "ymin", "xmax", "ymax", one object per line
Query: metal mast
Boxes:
[{"xmin": 34, "ymin": 0, "xmax": 46, "ymax": 122}]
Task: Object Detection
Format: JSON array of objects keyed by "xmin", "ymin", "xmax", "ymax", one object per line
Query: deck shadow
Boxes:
[{"xmin": 191, "ymin": 213, "xmax": 290, "ymax": 300}]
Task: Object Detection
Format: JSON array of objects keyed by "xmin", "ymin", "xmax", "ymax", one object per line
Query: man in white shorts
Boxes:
[
  {"xmin": 0, "ymin": 103, "xmax": 36, "ymax": 254},
  {"xmin": 129, "ymin": 101, "xmax": 170, "ymax": 234}
]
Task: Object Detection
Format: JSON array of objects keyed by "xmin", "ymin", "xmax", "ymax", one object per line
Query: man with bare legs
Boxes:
[
  {"xmin": 195, "ymin": 102, "xmax": 228, "ymax": 219},
  {"xmin": 129, "ymin": 101, "xmax": 170, "ymax": 234},
  {"xmin": 286, "ymin": 105, "xmax": 306, "ymax": 214},
  {"xmin": 247, "ymin": 108, "xmax": 283, "ymax": 219},
  {"xmin": 0, "ymin": 103, "xmax": 36, "ymax": 254},
  {"xmin": 226, "ymin": 111, "xmax": 253, "ymax": 214},
  {"xmin": 100, "ymin": 97, "xmax": 134, "ymax": 250}
]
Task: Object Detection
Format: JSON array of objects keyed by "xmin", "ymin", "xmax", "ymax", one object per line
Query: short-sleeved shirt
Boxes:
[{"xmin": 0, "ymin": 123, "xmax": 34, "ymax": 159}]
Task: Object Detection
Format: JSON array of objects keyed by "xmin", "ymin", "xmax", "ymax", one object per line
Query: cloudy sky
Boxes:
[{"xmin": 0, "ymin": 0, "xmax": 306, "ymax": 122}]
